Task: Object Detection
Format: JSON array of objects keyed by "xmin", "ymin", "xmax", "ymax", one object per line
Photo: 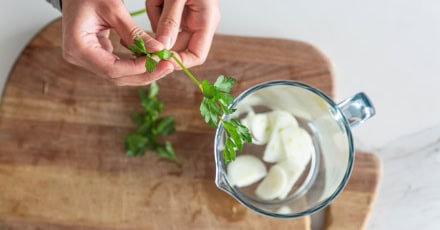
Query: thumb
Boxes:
[
  {"xmin": 154, "ymin": 0, "xmax": 185, "ymax": 49},
  {"xmin": 110, "ymin": 10, "xmax": 164, "ymax": 53}
]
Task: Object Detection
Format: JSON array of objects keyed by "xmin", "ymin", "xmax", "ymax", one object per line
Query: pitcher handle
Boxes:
[{"xmin": 337, "ymin": 92, "xmax": 376, "ymax": 128}]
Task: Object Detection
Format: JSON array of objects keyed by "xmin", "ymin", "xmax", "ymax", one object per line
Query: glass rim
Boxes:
[{"xmin": 214, "ymin": 80, "xmax": 355, "ymax": 218}]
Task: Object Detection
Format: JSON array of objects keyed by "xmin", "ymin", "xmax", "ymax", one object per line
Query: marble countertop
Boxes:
[
  {"xmin": 1, "ymin": 0, "xmax": 439, "ymax": 229},
  {"xmin": 367, "ymin": 125, "xmax": 440, "ymax": 229}
]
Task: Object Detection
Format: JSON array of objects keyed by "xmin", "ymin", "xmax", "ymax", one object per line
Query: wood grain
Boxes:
[
  {"xmin": 324, "ymin": 152, "xmax": 381, "ymax": 230},
  {"xmin": 0, "ymin": 18, "xmax": 337, "ymax": 229}
]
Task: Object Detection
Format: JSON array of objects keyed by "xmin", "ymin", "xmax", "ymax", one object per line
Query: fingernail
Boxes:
[{"xmin": 156, "ymin": 35, "xmax": 171, "ymax": 49}]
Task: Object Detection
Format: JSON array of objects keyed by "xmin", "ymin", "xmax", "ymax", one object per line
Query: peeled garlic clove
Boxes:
[
  {"xmin": 240, "ymin": 110, "xmax": 255, "ymax": 129},
  {"xmin": 227, "ymin": 155, "xmax": 267, "ymax": 188},
  {"xmin": 276, "ymin": 158, "xmax": 308, "ymax": 200},
  {"xmin": 276, "ymin": 126, "xmax": 314, "ymax": 199},
  {"xmin": 268, "ymin": 110, "xmax": 298, "ymax": 131},
  {"xmin": 262, "ymin": 111, "xmax": 299, "ymax": 162},
  {"xmin": 263, "ymin": 110, "xmax": 298, "ymax": 163},
  {"xmin": 263, "ymin": 131, "xmax": 285, "ymax": 163},
  {"xmin": 234, "ymin": 94, "xmax": 263, "ymax": 117},
  {"xmin": 280, "ymin": 126, "xmax": 314, "ymax": 164},
  {"xmin": 250, "ymin": 113, "xmax": 270, "ymax": 145},
  {"xmin": 255, "ymin": 165, "xmax": 288, "ymax": 200},
  {"xmin": 241, "ymin": 111, "xmax": 270, "ymax": 145}
]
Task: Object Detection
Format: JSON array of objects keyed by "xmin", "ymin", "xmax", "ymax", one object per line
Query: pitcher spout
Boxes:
[{"xmin": 215, "ymin": 170, "xmax": 233, "ymax": 195}]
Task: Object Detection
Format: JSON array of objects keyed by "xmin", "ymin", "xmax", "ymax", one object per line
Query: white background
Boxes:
[{"xmin": 1, "ymin": 0, "xmax": 439, "ymax": 229}]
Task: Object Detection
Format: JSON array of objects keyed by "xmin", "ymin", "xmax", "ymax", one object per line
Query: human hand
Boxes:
[
  {"xmin": 146, "ymin": 0, "xmax": 220, "ymax": 69},
  {"xmin": 61, "ymin": 0, "xmax": 174, "ymax": 86}
]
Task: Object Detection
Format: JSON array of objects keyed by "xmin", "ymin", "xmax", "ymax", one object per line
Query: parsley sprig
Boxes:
[
  {"xmin": 124, "ymin": 82, "xmax": 180, "ymax": 164},
  {"xmin": 127, "ymin": 36, "xmax": 251, "ymax": 163}
]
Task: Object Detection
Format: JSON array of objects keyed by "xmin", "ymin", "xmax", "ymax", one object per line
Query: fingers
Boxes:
[
  {"xmin": 62, "ymin": 25, "xmax": 174, "ymax": 83},
  {"xmin": 85, "ymin": 49, "xmax": 146, "ymax": 78},
  {"xmin": 165, "ymin": 0, "xmax": 220, "ymax": 69},
  {"xmin": 65, "ymin": 42, "xmax": 173, "ymax": 85},
  {"xmin": 110, "ymin": 62, "xmax": 174, "ymax": 86},
  {"xmin": 78, "ymin": 40, "xmax": 173, "ymax": 79},
  {"xmin": 61, "ymin": 0, "xmax": 175, "ymax": 86},
  {"xmin": 175, "ymin": 12, "xmax": 220, "ymax": 68},
  {"xmin": 146, "ymin": 0, "xmax": 163, "ymax": 33},
  {"xmin": 149, "ymin": 0, "xmax": 186, "ymax": 49},
  {"xmin": 63, "ymin": 38, "xmax": 138, "ymax": 77},
  {"xmin": 107, "ymin": 8, "xmax": 165, "ymax": 53}
]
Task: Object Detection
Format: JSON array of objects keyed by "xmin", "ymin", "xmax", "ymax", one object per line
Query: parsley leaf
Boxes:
[
  {"xmin": 148, "ymin": 81, "xmax": 159, "ymax": 98},
  {"xmin": 222, "ymin": 120, "xmax": 242, "ymax": 150},
  {"xmin": 130, "ymin": 112, "xmax": 143, "ymax": 125},
  {"xmin": 154, "ymin": 49, "xmax": 173, "ymax": 60},
  {"xmin": 201, "ymin": 79, "xmax": 218, "ymax": 99},
  {"xmin": 128, "ymin": 34, "xmax": 252, "ymax": 164},
  {"xmin": 128, "ymin": 45, "xmax": 141, "ymax": 56},
  {"xmin": 125, "ymin": 133, "xmax": 148, "ymax": 157},
  {"xmin": 231, "ymin": 119, "xmax": 252, "ymax": 142},
  {"xmin": 156, "ymin": 141, "xmax": 179, "ymax": 163},
  {"xmin": 217, "ymin": 93, "xmax": 236, "ymax": 114},
  {"xmin": 200, "ymin": 97, "xmax": 221, "ymax": 127},
  {"xmin": 154, "ymin": 116, "xmax": 175, "ymax": 135},
  {"xmin": 124, "ymin": 82, "xmax": 180, "ymax": 164},
  {"xmin": 145, "ymin": 56, "xmax": 158, "ymax": 73},
  {"xmin": 133, "ymin": 34, "xmax": 147, "ymax": 53},
  {"xmin": 223, "ymin": 138, "xmax": 235, "ymax": 164},
  {"xmin": 214, "ymin": 75, "xmax": 236, "ymax": 93}
]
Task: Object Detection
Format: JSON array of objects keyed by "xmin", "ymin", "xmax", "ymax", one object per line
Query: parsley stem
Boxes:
[
  {"xmin": 171, "ymin": 55, "xmax": 202, "ymax": 90},
  {"xmin": 130, "ymin": 9, "xmax": 147, "ymax": 17}
]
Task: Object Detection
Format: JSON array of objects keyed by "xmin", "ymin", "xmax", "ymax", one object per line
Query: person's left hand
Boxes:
[{"xmin": 62, "ymin": 0, "xmax": 174, "ymax": 86}]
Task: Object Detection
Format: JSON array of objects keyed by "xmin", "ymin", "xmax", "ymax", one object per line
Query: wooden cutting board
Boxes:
[
  {"xmin": 324, "ymin": 152, "xmax": 381, "ymax": 230},
  {"xmin": 0, "ymin": 18, "xmax": 379, "ymax": 230}
]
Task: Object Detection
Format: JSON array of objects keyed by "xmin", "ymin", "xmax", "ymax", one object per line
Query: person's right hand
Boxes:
[
  {"xmin": 61, "ymin": 0, "xmax": 174, "ymax": 86},
  {"xmin": 146, "ymin": 0, "xmax": 220, "ymax": 70}
]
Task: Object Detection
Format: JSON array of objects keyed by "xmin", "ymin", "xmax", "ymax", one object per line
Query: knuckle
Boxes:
[
  {"xmin": 160, "ymin": 16, "xmax": 179, "ymax": 29},
  {"xmin": 194, "ymin": 54, "xmax": 207, "ymax": 66},
  {"xmin": 104, "ymin": 67, "xmax": 120, "ymax": 79},
  {"xmin": 143, "ymin": 38, "xmax": 161, "ymax": 52},
  {"xmin": 128, "ymin": 26, "xmax": 145, "ymax": 41},
  {"xmin": 109, "ymin": 78, "xmax": 124, "ymax": 86}
]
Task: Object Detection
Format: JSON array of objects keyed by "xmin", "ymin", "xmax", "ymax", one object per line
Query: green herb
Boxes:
[
  {"xmin": 124, "ymin": 82, "xmax": 180, "ymax": 164},
  {"xmin": 129, "ymin": 9, "xmax": 147, "ymax": 17},
  {"xmin": 127, "ymin": 34, "xmax": 161, "ymax": 73},
  {"xmin": 128, "ymin": 36, "xmax": 251, "ymax": 164}
]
